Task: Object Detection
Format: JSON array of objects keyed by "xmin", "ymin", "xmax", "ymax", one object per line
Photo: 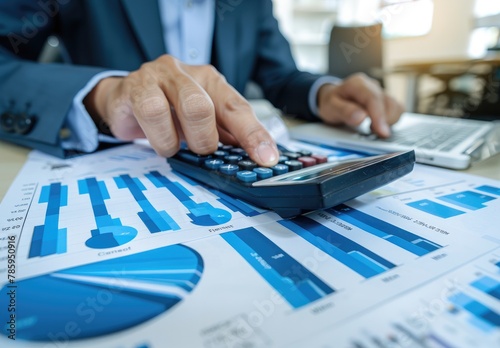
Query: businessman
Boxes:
[{"xmin": 0, "ymin": 0, "xmax": 403, "ymax": 166}]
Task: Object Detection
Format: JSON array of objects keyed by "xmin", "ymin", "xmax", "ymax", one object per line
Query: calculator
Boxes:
[{"xmin": 167, "ymin": 144, "xmax": 415, "ymax": 218}]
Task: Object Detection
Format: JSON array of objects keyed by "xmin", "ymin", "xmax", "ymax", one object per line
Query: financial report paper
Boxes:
[{"xmin": 0, "ymin": 143, "xmax": 499, "ymax": 348}]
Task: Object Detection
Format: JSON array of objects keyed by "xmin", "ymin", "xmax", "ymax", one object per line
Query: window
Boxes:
[{"xmin": 379, "ymin": 0, "xmax": 434, "ymax": 39}]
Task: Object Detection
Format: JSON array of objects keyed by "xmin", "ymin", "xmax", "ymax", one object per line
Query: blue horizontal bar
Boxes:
[
  {"xmin": 222, "ymin": 227, "xmax": 334, "ymax": 308},
  {"xmin": 407, "ymin": 199, "xmax": 465, "ymax": 219},
  {"xmin": 438, "ymin": 191, "xmax": 495, "ymax": 211},
  {"xmin": 475, "ymin": 185, "xmax": 500, "ymax": 196}
]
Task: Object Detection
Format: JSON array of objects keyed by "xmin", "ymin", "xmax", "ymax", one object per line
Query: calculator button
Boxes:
[
  {"xmin": 284, "ymin": 160, "xmax": 303, "ymax": 171},
  {"xmin": 238, "ymin": 160, "xmax": 257, "ymax": 171},
  {"xmin": 219, "ymin": 164, "xmax": 239, "ymax": 175},
  {"xmin": 282, "ymin": 151, "xmax": 301, "ymax": 160},
  {"xmin": 311, "ymin": 154, "xmax": 328, "ymax": 164},
  {"xmin": 178, "ymin": 151, "xmax": 211, "ymax": 165},
  {"xmin": 278, "ymin": 155, "xmax": 289, "ymax": 163},
  {"xmin": 224, "ymin": 155, "xmax": 243, "ymax": 164},
  {"xmin": 271, "ymin": 164, "xmax": 288, "ymax": 175},
  {"xmin": 230, "ymin": 148, "xmax": 247, "ymax": 157},
  {"xmin": 221, "ymin": 145, "xmax": 233, "ymax": 151},
  {"xmin": 253, "ymin": 167, "xmax": 273, "ymax": 179},
  {"xmin": 205, "ymin": 159, "xmax": 224, "ymax": 170},
  {"xmin": 213, "ymin": 150, "xmax": 229, "ymax": 158},
  {"xmin": 299, "ymin": 150, "xmax": 313, "ymax": 157},
  {"xmin": 237, "ymin": 170, "xmax": 257, "ymax": 183},
  {"xmin": 298, "ymin": 156, "xmax": 317, "ymax": 167}
]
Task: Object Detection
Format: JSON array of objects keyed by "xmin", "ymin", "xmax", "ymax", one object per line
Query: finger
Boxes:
[
  {"xmin": 219, "ymin": 95, "xmax": 278, "ymax": 166},
  {"xmin": 156, "ymin": 56, "xmax": 219, "ymax": 155},
  {"xmin": 319, "ymin": 92, "xmax": 368, "ymax": 127},
  {"xmin": 129, "ymin": 83, "xmax": 180, "ymax": 157},
  {"xmin": 192, "ymin": 66, "xmax": 279, "ymax": 167},
  {"xmin": 217, "ymin": 125, "xmax": 238, "ymax": 146},
  {"xmin": 384, "ymin": 95, "xmax": 404, "ymax": 125},
  {"xmin": 343, "ymin": 74, "xmax": 391, "ymax": 137},
  {"xmin": 216, "ymin": 93, "xmax": 278, "ymax": 166}
]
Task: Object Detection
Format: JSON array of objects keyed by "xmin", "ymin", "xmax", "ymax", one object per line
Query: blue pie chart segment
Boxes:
[
  {"xmin": 0, "ymin": 244, "xmax": 203, "ymax": 342},
  {"xmin": 85, "ymin": 225, "xmax": 138, "ymax": 249}
]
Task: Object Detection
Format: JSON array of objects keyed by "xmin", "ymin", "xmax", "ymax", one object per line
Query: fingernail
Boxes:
[{"xmin": 256, "ymin": 142, "xmax": 278, "ymax": 166}]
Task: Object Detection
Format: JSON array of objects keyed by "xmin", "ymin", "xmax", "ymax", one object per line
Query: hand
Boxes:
[
  {"xmin": 83, "ymin": 55, "xmax": 279, "ymax": 166},
  {"xmin": 317, "ymin": 73, "xmax": 404, "ymax": 138}
]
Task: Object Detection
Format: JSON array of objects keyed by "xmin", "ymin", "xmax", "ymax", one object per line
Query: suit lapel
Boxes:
[
  {"xmin": 121, "ymin": 0, "xmax": 166, "ymax": 61},
  {"xmin": 213, "ymin": 0, "xmax": 239, "ymax": 87}
]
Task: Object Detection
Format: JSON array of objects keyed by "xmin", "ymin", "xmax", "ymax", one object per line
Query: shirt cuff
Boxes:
[
  {"xmin": 308, "ymin": 75, "xmax": 342, "ymax": 117},
  {"xmin": 61, "ymin": 70, "xmax": 129, "ymax": 153}
]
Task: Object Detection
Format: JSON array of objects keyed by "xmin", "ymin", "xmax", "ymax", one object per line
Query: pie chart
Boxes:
[{"xmin": 0, "ymin": 244, "xmax": 203, "ymax": 341}]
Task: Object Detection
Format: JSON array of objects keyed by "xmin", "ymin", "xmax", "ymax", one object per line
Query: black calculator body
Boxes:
[{"xmin": 167, "ymin": 145, "xmax": 415, "ymax": 218}]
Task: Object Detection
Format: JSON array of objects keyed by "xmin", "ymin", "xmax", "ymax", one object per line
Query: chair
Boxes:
[{"xmin": 328, "ymin": 23, "xmax": 384, "ymax": 87}]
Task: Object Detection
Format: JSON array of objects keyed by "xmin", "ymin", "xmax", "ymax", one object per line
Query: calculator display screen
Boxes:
[
  {"xmin": 253, "ymin": 155, "xmax": 388, "ymax": 187},
  {"xmin": 279, "ymin": 161, "xmax": 366, "ymax": 182}
]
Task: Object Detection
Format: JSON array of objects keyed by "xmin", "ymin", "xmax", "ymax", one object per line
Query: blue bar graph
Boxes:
[
  {"xmin": 448, "ymin": 292, "xmax": 500, "ymax": 330},
  {"xmin": 221, "ymin": 227, "xmax": 334, "ymax": 308},
  {"xmin": 328, "ymin": 205, "xmax": 442, "ymax": 256},
  {"xmin": 173, "ymin": 172, "xmax": 261, "ymax": 217},
  {"xmin": 29, "ymin": 183, "xmax": 68, "ymax": 258},
  {"xmin": 280, "ymin": 216, "xmax": 395, "ymax": 278},
  {"xmin": 79, "ymin": 178, "xmax": 138, "ymax": 249},
  {"xmin": 146, "ymin": 171, "xmax": 232, "ymax": 226},
  {"xmin": 114, "ymin": 174, "xmax": 180, "ymax": 233},
  {"xmin": 471, "ymin": 276, "xmax": 500, "ymax": 300},
  {"xmin": 475, "ymin": 185, "xmax": 500, "ymax": 196},
  {"xmin": 437, "ymin": 191, "xmax": 496, "ymax": 211},
  {"xmin": 407, "ymin": 199, "xmax": 465, "ymax": 219}
]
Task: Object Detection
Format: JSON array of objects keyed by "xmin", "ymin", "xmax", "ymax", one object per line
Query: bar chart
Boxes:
[
  {"xmin": 297, "ymin": 247, "xmax": 500, "ymax": 348},
  {"xmin": 476, "ymin": 185, "xmax": 500, "ymax": 196},
  {"xmin": 173, "ymin": 171, "xmax": 263, "ymax": 217},
  {"xmin": 448, "ymin": 292, "xmax": 500, "ymax": 331},
  {"xmin": 4, "ymin": 143, "xmax": 500, "ymax": 348},
  {"xmin": 280, "ymin": 216, "xmax": 396, "ymax": 278},
  {"xmin": 407, "ymin": 185, "xmax": 500, "ymax": 219},
  {"xmin": 28, "ymin": 183, "xmax": 68, "ymax": 258},
  {"xmin": 79, "ymin": 177, "xmax": 139, "ymax": 249},
  {"xmin": 471, "ymin": 276, "xmax": 500, "ymax": 301},
  {"xmin": 327, "ymin": 204, "xmax": 442, "ymax": 256},
  {"xmin": 146, "ymin": 171, "xmax": 232, "ymax": 226},
  {"xmin": 25, "ymin": 167, "xmax": 244, "ymax": 258},
  {"xmin": 443, "ymin": 253, "xmax": 500, "ymax": 335},
  {"xmin": 114, "ymin": 174, "xmax": 180, "ymax": 233},
  {"xmin": 407, "ymin": 199, "xmax": 465, "ymax": 218},
  {"xmin": 221, "ymin": 227, "xmax": 335, "ymax": 308}
]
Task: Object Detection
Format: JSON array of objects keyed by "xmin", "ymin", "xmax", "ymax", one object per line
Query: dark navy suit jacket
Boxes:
[{"xmin": 0, "ymin": 0, "xmax": 321, "ymax": 157}]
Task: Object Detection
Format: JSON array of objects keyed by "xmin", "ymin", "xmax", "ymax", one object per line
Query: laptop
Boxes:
[{"xmin": 289, "ymin": 112, "xmax": 500, "ymax": 170}]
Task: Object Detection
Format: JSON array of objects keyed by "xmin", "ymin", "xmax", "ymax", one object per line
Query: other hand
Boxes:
[{"xmin": 317, "ymin": 73, "xmax": 403, "ymax": 138}]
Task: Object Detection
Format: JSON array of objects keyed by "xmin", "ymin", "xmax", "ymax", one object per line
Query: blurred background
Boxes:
[
  {"xmin": 272, "ymin": 0, "xmax": 500, "ymax": 120},
  {"xmin": 37, "ymin": 0, "xmax": 500, "ymax": 120}
]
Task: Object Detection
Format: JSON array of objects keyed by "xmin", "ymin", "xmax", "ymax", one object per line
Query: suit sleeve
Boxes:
[
  {"xmin": 252, "ymin": 0, "xmax": 323, "ymax": 121},
  {"xmin": 0, "ymin": 1, "xmax": 107, "ymax": 158}
]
